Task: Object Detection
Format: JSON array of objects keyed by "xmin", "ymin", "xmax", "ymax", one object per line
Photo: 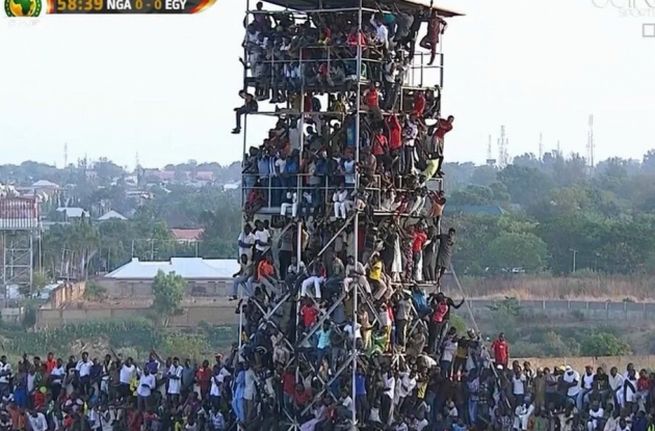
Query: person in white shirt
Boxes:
[
  {"xmin": 580, "ymin": 365, "xmax": 596, "ymax": 409},
  {"xmin": 333, "ymin": 186, "xmax": 351, "ymax": 219},
  {"xmin": 512, "ymin": 369, "xmax": 527, "ymax": 407},
  {"xmin": 381, "ymin": 370, "xmax": 395, "ymax": 425},
  {"xmin": 50, "ymin": 358, "xmax": 66, "ymax": 401},
  {"xmin": 562, "ymin": 366, "xmax": 581, "ymax": 408},
  {"xmin": 587, "ymin": 402, "xmax": 605, "ymax": 431},
  {"xmin": 369, "ymin": 14, "xmax": 389, "ymax": 50},
  {"xmin": 440, "ymin": 330, "xmax": 458, "ymax": 378},
  {"xmin": 623, "ymin": 368, "xmax": 638, "ymax": 410},
  {"xmin": 300, "ymin": 263, "xmax": 324, "ymax": 299},
  {"xmin": 167, "ymin": 357, "xmax": 183, "ymax": 402},
  {"xmin": 402, "ymin": 115, "xmax": 419, "ymax": 174},
  {"xmin": 119, "ymin": 357, "xmax": 136, "ymax": 399},
  {"xmin": 237, "ymin": 224, "xmax": 256, "ymax": 262},
  {"xmin": 343, "ymin": 255, "xmax": 370, "ymax": 294},
  {"xmin": 209, "ymin": 407, "xmax": 226, "ymax": 431},
  {"xmin": 87, "ymin": 405, "xmax": 110, "ymax": 431},
  {"xmin": 137, "ymin": 368, "xmax": 156, "ymax": 411},
  {"xmin": 253, "ymin": 221, "xmax": 271, "ymax": 259},
  {"xmin": 395, "ymin": 370, "xmax": 417, "ymax": 411},
  {"xmin": 609, "ymin": 366, "xmax": 625, "ymax": 408},
  {"xmin": 27, "ymin": 410, "xmax": 48, "ymax": 431},
  {"xmin": 243, "ymin": 364, "xmax": 258, "ymax": 422},
  {"xmin": 280, "ymin": 191, "xmax": 298, "ymax": 217},
  {"xmin": 76, "ymin": 351, "xmax": 93, "ymax": 396},
  {"xmin": 514, "ymin": 399, "xmax": 535, "ymax": 431},
  {"xmin": 0, "ymin": 355, "xmax": 12, "ymax": 397}
]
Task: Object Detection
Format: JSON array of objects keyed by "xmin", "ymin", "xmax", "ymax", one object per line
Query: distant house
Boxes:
[
  {"xmin": 32, "ymin": 180, "xmax": 60, "ymax": 193},
  {"xmin": 98, "ymin": 210, "xmax": 128, "ymax": 221},
  {"xmin": 56, "ymin": 207, "xmax": 90, "ymax": 219},
  {"xmin": 100, "ymin": 257, "xmax": 237, "ymax": 297},
  {"xmin": 195, "ymin": 171, "xmax": 215, "ymax": 182},
  {"xmin": 223, "ymin": 182, "xmax": 241, "ymax": 190},
  {"xmin": 170, "ymin": 228, "xmax": 204, "ymax": 244}
]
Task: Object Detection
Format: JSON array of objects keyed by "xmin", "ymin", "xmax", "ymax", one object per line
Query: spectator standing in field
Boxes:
[{"xmin": 491, "ymin": 332, "xmax": 510, "ymax": 370}]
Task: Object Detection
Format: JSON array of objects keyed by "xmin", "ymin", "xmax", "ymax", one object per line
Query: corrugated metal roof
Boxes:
[
  {"xmin": 98, "ymin": 210, "xmax": 128, "ymax": 221},
  {"xmin": 56, "ymin": 207, "xmax": 89, "ymax": 218},
  {"xmin": 105, "ymin": 257, "xmax": 238, "ymax": 280},
  {"xmin": 0, "ymin": 197, "xmax": 40, "ymax": 230},
  {"xmin": 261, "ymin": 0, "xmax": 463, "ymax": 17},
  {"xmin": 170, "ymin": 228, "xmax": 204, "ymax": 241}
]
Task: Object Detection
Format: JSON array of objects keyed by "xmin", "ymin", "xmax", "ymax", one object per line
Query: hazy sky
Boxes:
[{"xmin": 2, "ymin": 0, "xmax": 655, "ymax": 169}]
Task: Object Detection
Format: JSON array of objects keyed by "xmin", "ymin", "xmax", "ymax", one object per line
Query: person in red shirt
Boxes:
[
  {"xmin": 491, "ymin": 332, "xmax": 510, "ymax": 369},
  {"xmin": 45, "ymin": 352, "xmax": 57, "ymax": 374},
  {"xmin": 411, "ymin": 225, "xmax": 428, "ymax": 281},
  {"xmin": 419, "ymin": 9, "xmax": 448, "ymax": 65},
  {"xmin": 387, "ymin": 115, "xmax": 402, "ymax": 151},
  {"xmin": 433, "ymin": 115, "xmax": 454, "ymax": 176},
  {"xmin": 282, "ymin": 367, "xmax": 296, "ymax": 400},
  {"xmin": 195, "ymin": 360, "xmax": 212, "ymax": 400},
  {"xmin": 428, "ymin": 296, "xmax": 449, "ymax": 354},
  {"xmin": 413, "ymin": 90, "xmax": 426, "ymax": 117},
  {"xmin": 256, "ymin": 254, "xmax": 279, "ymax": 297},
  {"xmin": 386, "ymin": 114, "xmax": 403, "ymax": 175},
  {"xmin": 363, "ymin": 82, "xmax": 382, "ymax": 122},
  {"xmin": 299, "ymin": 298, "xmax": 319, "ymax": 329},
  {"xmin": 347, "ymin": 26, "xmax": 367, "ymax": 49},
  {"xmin": 371, "ymin": 127, "xmax": 390, "ymax": 172}
]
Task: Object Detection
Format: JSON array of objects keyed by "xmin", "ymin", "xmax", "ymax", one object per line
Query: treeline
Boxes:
[
  {"xmin": 444, "ymin": 150, "xmax": 655, "ymax": 275},
  {"xmin": 41, "ymin": 187, "xmax": 241, "ymax": 278},
  {"xmin": 15, "ymin": 149, "xmax": 655, "ymax": 277}
]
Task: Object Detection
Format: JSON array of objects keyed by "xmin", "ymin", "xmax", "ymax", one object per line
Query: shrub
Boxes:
[
  {"xmin": 83, "ymin": 282, "xmax": 107, "ymax": 301},
  {"xmin": 580, "ymin": 332, "xmax": 632, "ymax": 356}
]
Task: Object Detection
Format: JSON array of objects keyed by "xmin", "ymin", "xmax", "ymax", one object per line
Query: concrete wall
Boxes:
[
  {"xmin": 515, "ymin": 355, "xmax": 655, "ymax": 372},
  {"xmin": 49, "ymin": 281, "xmax": 86, "ymax": 308},
  {"xmin": 467, "ymin": 298, "xmax": 655, "ymax": 321},
  {"xmin": 0, "ymin": 306, "xmax": 23, "ymax": 324},
  {"xmin": 96, "ymin": 278, "xmax": 231, "ymax": 298},
  {"xmin": 36, "ymin": 303, "xmax": 237, "ymax": 329}
]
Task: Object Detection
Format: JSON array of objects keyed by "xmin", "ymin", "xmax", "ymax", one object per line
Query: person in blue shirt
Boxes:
[
  {"xmin": 315, "ymin": 322, "xmax": 332, "ymax": 371},
  {"xmin": 355, "ymin": 367, "xmax": 369, "ymax": 423}
]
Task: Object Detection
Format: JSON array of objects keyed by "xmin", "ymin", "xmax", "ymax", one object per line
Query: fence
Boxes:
[
  {"xmin": 466, "ymin": 298, "xmax": 655, "ymax": 321},
  {"xmin": 36, "ymin": 303, "xmax": 237, "ymax": 329}
]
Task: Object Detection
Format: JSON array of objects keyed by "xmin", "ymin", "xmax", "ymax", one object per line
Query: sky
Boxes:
[{"xmin": 1, "ymin": 0, "xmax": 655, "ymax": 169}]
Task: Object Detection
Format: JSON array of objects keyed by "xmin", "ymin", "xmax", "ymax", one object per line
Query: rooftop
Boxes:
[
  {"xmin": 105, "ymin": 257, "xmax": 238, "ymax": 280},
  {"xmin": 261, "ymin": 0, "xmax": 463, "ymax": 17},
  {"xmin": 56, "ymin": 207, "xmax": 89, "ymax": 218},
  {"xmin": 170, "ymin": 228, "xmax": 205, "ymax": 241},
  {"xmin": 98, "ymin": 210, "xmax": 128, "ymax": 221}
]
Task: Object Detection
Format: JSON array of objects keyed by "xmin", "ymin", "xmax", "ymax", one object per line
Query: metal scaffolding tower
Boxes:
[
  {"xmin": 237, "ymin": 1, "xmax": 460, "ymax": 428},
  {"xmin": 0, "ymin": 197, "xmax": 40, "ymax": 304}
]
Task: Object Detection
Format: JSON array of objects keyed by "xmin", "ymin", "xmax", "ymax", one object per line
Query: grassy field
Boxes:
[
  {"xmin": 458, "ymin": 273, "xmax": 655, "ymax": 301},
  {"xmin": 0, "ymin": 319, "xmax": 237, "ymax": 363}
]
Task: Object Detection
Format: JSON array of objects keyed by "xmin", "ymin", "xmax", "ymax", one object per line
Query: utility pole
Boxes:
[
  {"xmin": 570, "ymin": 248, "xmax": 578, "ymax": 273},
  {"xmin": 538, "ymin": 132, "xmax": 543, "ymax": 161}
]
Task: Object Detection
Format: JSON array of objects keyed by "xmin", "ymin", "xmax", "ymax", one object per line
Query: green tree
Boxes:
[
  {"xmin": 486, "ymin": 232, "xmax": 548, "ymax": 272},
  {"xmin": 151, "ymin": 270, "xmax": 186, "ymax": 326},
  {"xmin": 580, "ymin": 332, "xmax": 632, "ymax": 356},
  {"xmin": 498, "ymin": 165, "xmax": 553, "ymax": 207}
]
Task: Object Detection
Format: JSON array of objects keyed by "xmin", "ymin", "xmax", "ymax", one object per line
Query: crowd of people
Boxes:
[
  {"xmin": 2, "ymin": 337, "xmax": 655, "ymax": 431},
  {"xmin": 237, "ymin": 0, "xmax": 454, "ymax": 221}
]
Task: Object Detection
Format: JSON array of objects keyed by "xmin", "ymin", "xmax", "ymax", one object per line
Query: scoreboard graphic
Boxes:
[{"xmin": 5, "ymin": 0, "xmax": 214, "ymax": 16}]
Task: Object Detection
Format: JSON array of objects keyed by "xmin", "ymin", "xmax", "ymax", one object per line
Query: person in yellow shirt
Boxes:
[{"xmin": 368, "ymin": 256, "xmax": 389, "ymax": 301}]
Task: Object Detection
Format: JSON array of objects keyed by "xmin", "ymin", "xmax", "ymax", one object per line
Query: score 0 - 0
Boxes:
[{"xmin": 107, "ymin": 0, "xmax": 187, "ymax": 11}]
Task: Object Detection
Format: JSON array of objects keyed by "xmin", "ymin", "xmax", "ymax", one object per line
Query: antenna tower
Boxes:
[
  {"xmin": 587, "ymin": 114, "xmax": 595, "ymax": 168},
  {"xmin": 497, "ymin": 125, "xmax": 509, "ymax": 167}
]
